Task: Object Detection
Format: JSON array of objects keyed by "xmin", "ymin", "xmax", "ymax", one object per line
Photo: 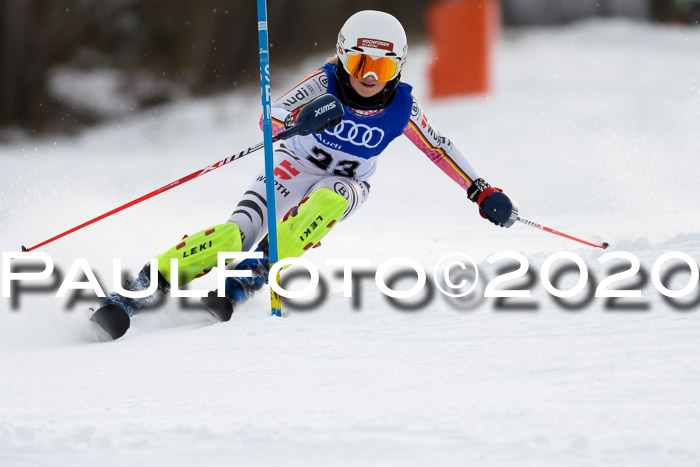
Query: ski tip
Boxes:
[
  {"xmin": 200, "ymin": 291, "xmax": 234, "ymax": 322},
  {"xmin": 90, "ymin": 304, "xmax": 131, "ymax": 340},
  {"xmin": 21, "ymin": 245, "xmax": 29, "ymax": 252},
  {"xmin": 602, "ymin": 242, "xmax": 610, "ymax": 249}
]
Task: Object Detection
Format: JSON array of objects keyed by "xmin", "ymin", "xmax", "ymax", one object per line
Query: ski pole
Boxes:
[
  {"xmin": 517, "ymin": 216, "xmax": 609, "ymax": 249},
  {"xmin": 20, "ymin": 142, "xmax": 264, "ymax": 252},
  {"xmin": 21, "ymin": 95, "xmax": 344, "ymax": 253}
]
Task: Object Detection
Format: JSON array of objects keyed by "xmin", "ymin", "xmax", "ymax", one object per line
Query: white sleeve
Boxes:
[{"xmin": 263, "ymin": 69, "xmax": 329, "ymax": 134}]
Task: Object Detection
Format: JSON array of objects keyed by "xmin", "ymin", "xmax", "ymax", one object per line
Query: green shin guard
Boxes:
[
  {"xmin": 275, "ymin": 188, "xmax": 348, "ymax": 260},
  {"xmin": 198, "ymin": 189, "xmax": 346, "ymax": 320},
  {"xmin": 155, "ymin": 222, "xmax": 243, "ymax": 285}
]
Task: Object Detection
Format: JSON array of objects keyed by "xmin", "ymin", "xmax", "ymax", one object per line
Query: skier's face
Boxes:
[{"xmin": 349, "ymin": 75, "xmax": 387, "ymax": 98}]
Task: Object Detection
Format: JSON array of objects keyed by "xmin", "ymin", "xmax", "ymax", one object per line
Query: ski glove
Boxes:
[
  {"xmin": 283, "ymin": 94, "xmax": 344, "ymax": 134},
  {"xmin": 316, "ymin": 115, "xmax": 342, "ymax": 132},
  {"xmin": 467, "ymin": 178, "xmax": 518, "ymax": 228}
]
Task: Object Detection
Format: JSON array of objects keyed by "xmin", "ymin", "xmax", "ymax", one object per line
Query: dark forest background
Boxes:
[{"xmin": 0, "ymin": 0, "xmax": 691, "ymax": 135}]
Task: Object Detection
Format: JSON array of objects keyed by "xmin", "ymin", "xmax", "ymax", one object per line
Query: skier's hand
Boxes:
[
  {"xmin": 316, "ymin": 115, "xmax": 342, "ymax": 132},
  {"xmin": 285, "ymin": 110, "xmax": 338, "ymax": 132},
  {"xmin": 467, "ymin": 178, "xmax": 518, "ymax": 228},
  {"xmin": 279, "ymin": 94, "xmax": 344, "ymax": 139}
]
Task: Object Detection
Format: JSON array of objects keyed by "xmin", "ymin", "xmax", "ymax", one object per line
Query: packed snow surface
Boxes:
[{"xmin": 1, "ymin": 20, "xmax": 699, "ymax": 466}]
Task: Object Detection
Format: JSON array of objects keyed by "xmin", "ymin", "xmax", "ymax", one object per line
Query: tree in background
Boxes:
[
  {"xmin": 5, "ymin": 0, "xmax": 689, "ymax": 136},
  {"xmin": 0, "ymin": 0, "xmax": 431, "ymax": 135}
]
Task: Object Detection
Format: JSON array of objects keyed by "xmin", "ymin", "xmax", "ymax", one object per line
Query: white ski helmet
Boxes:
[{"xmin": 336, "ymin": 10, "xmax": 408, "ymax": 83}]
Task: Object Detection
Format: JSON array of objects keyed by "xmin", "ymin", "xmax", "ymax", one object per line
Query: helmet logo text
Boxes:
[{"xmin": 357, "ymin": 38, "xmax": 394, "ymax": 51}]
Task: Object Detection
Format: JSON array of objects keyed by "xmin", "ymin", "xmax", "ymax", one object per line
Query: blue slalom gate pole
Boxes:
[{"xmin": 256, "ymin": 0, "xmax": 283, "ymax": 317}]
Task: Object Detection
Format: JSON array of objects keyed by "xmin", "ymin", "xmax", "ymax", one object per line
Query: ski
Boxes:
[
  {"xmin": 89, "ymin": 301, "xmax": 131, "ymax": 340},
  {"xmin": 200, "ymin": 292, "xmax": 234, "ymax": 322}
]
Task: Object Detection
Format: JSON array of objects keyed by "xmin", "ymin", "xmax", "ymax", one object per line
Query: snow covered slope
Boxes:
[{"xmin": 1, "ymin": 20, "xmax": 699, "ymax": 467}]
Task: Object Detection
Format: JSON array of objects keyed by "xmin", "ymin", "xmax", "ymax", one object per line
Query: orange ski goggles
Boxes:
[{"xmin": 344, "ymin": 53, "xmax": 400, "ymax": 82}]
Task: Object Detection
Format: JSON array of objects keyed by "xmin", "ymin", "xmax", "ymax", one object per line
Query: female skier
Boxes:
[{"xmin": 91, "ymin": 10, "xmax": 517, "ymax": 336}]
